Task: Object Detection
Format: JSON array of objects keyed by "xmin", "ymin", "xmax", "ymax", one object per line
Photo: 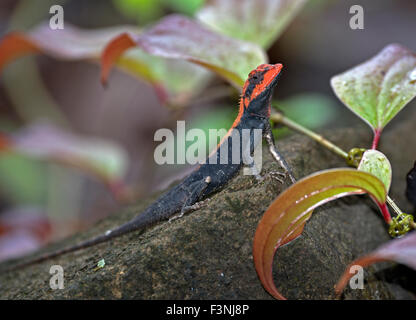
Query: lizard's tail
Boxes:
[
  {"xmin": 4, "ymin": 233, "xmax": 112, "ymax": 271},
  {"xmin": 3, "ymin": 198, "xmax": 179, "ymax": 272}
]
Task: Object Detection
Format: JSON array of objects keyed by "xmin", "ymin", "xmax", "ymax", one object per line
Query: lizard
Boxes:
[{"xmin": 6, "ymin": 63, "xmax": 296, "ymax": 270}]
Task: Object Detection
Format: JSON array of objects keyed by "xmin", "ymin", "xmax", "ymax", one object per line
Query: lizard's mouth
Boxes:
[{"xmin": 264, "ymin": 64, "xmax": 283, "ymax": 89}]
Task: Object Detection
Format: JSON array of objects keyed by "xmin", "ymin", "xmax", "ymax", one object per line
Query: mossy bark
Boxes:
[{"xmin": 1, "ymin": 110, "xmax": 415, "ymax": 300}]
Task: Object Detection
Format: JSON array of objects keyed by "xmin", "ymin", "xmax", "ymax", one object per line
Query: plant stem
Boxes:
[
  {"xmin": 270, "ymin": 109, "xmax": 405, "ymax": 220},
  {"xmin": 379, "ymin": 202, "xmax": 392, "ymax": 224},
  {"xmin": 371, "ymin": 129, "xmax": 382, "ymax": 150},
  {"xmin": 386, "ymin": 196, "xmax": 403, "ymax": 216},
  {"xmin": 270, "ymin": 111, "xmax": 348, "ymax": 159}
]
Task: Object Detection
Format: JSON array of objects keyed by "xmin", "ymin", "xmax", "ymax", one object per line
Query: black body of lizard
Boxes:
[{"xmin": 8, "ymin": 63, "xmax": 295, "ymax": 269}]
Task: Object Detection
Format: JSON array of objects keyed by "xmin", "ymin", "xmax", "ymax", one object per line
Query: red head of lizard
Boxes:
[{"xmin": 237, "ymin": 64, "xmax": 283, "ymax": 124}]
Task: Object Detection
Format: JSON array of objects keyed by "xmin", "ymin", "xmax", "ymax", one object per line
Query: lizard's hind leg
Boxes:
[
  {"xmin": 246, "ymin": 160, "xmax": 285, "ymax": 184},
  {"xmin": 169, "ymin": 176, "xmax": 212, "ymax": 222}
]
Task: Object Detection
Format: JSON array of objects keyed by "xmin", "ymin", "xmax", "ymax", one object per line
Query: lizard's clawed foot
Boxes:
[
  {"xmin": 169, "ymin": 198, "xmax": 211, "ymax": 223},
  {"xmin": 256, "ymin": 171, "xmax": 286, "ymax": 184}
]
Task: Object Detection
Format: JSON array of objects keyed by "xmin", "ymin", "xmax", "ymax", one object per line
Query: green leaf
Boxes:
[
  {"xmin": 197, "ymin": 0, "xmax": 307, "ymax": 49},
  {"xmin": 330, "ymin": 44, "xmax": 416, "ymax": 132},
  {"xmin": 357, "ymin": 149, "xmax": 392, "ymax": 192},
  {"xmin": 253, "ymin": 168, "xmax": 389, "ymax": 300}
]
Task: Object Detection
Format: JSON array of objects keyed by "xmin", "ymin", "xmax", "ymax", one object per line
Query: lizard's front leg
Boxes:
[{"xmin": 263, "ymin": 123, "xmax": 296, "ymax": 184}]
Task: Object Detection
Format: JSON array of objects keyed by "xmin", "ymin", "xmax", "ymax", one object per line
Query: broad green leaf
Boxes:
[
  {"xmin": 0, "ymin": 22, "xmax": 211, "ymax": 107},
  {"xmin": 358, "ymin": 149, "xmax": 392, "ymax": 192},
  {"xmin": 2, "ymin": 123, "xmax": 128, "ymax": 196},
  {"xmin": 335, "ymin": 232, "xmax": 416, "ymax": 295},
  {"xmin": 331, "ymin": 44, "xmax": 416, "ymax": 132},
  {"xmin": 253, "ymin": 168, "xmax": 389, "ymax": 300},
  {"xmin": 101, "ymin": 14, "xmax": 267, "ymax": 88},
  {"xmin": 197, "ymin": 0, "xmax": 307, "ymax": 49}
]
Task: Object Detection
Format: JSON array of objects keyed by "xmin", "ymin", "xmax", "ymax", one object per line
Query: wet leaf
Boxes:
[
  {"xmin": 197, "ymin": 0, "xmax": 307, "ymax": 49},
  {"xmin": 1, "ymin": 123, "xmax": 128, "ymax": 194},
  {"xmin": 331, "ymin": 44, "xmax": 416, "ymax": 132},
  {"xmin": 335, "ymin": 231, "xmax": 416, "ymax": 295},
  {"xmin": 0, "ymin": 22, "xmax": 211, "ymax": 107},
  {"xmin": 358, "ymin": 149, "xmax": 392, "ymax": 192},
  {"xmin": 253, "ymin": 168, "xmax": 389, "ymax": 300},
  {"xmin": 101, "ymin": 14, "xmax": 267, "ymax": 88}
]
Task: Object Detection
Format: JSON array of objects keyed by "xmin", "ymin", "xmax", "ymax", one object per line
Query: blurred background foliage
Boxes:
[
  {"xmin": 0, "ymin": 0, "xmax": 415, "ymax": 261},
  {"xmin": 113, "ymin": 0, "xmax": 205, "ymax": 24}
]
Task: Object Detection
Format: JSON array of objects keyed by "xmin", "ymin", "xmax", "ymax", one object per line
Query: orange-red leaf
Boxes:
[
  {"xmin": 101, "ymin": 33, "xmax": 136, "ymax": 86},
  {"xmin": 253, "ymin": 168, "xmax": 389, "ymax": 300},
  {"xmin": 0, "ymin": 32, "xmax": 40, "ymax": 71}
]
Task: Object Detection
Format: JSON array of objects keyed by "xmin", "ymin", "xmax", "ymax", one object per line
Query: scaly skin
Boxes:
[{"xmin": 6, "ymin": 63, "xmax": 295, "ymax": 270}]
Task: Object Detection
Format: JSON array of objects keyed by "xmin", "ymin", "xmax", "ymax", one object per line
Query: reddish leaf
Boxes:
[
  {"xmin": 101, "ymin": 33, "xmax": 136, "ymax": 85},
  {"xmin": 335, "ymin": 231, "xmax": 416, "ymax": 295},
  {"xmin": 101, "ymin": 14, "xmax": 267, "ymax": 88},
  {"xmin": 0, "ymin": 32, "xmax": 40, "ymax": 70},
  {"xmin": 253, "ymin": 168, "xmax": 389, "ymax": 300},
  {"xmin": 0, "ymin": 23, "xmax": 138, "ymax": 62},
  {"xmin": 0, "ymin": 22, "xmax": 210, "ymax": 107}
]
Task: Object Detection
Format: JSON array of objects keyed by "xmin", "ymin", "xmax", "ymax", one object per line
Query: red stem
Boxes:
[
  {"xmin": 371, "ymin": 129, "xmax": 382, "ymax": 149},
  {"xmin": 378, "ymin": 202, "xmax": 392, "ymax": 224}
]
